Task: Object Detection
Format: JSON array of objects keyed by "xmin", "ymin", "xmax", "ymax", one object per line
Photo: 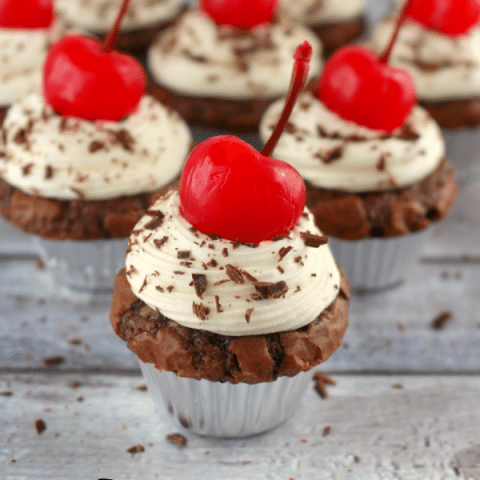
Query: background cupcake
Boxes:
[{"xmin": 279, "ymin": 0, "xmax": 366, "ymax": 56}]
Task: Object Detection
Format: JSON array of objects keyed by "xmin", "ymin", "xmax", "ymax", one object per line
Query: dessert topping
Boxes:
[
  {"xmin": 318, "ymin": 1, "xmax": 416, "ymax": 132},
  {"xmin": 406, "ymin": 0, "xmax": 480, "ymax": 36},
  {"xmin": 179, "ymin": 42, "xmax": 311, "ymax": 244},
  {"xmin": 200, "ymin": 0, "xmax": 278, "ymax": 29},
  {"xmin": 43, "ymin": 0, "xmax": 146, "ymax": 121},
  {"xmin": 0, "ymin": 0, "xmax": 53, "ymax": 28}
]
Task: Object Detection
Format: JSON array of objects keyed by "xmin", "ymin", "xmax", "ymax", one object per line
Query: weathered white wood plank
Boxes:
[
  {"xmin": 1, "ymin": 261, "xmax": 479, "ymax": 373},
  {"xmin": 1, "ymin": 373, "xmax": 478, "ymax": 479},
  {"xmin": 0, "ymin": 219, "xmax": 39, "ymax": 257}
]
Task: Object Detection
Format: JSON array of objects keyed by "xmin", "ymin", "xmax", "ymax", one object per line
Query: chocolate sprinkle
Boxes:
[
  {"xmin": 192, "ymin": 302, "xmax": 210, "ymax": 320},
  {"xmin": 192, "ymin": 274, "xmax": 207, "ymax": 298},
  {"xmin": 278, "ymin": 246, "xmax": 293, "ymax": 261},
  {"xmin": 300, "ymin": 232, "xmax": 329, "ymax": 248},
  {"xmin": 253, "ymin": 281, "xmax": 288, "ymax": 299},
  {"xmin": 225, "ymin": 264, "xmax": 244, "ymax": 284}
]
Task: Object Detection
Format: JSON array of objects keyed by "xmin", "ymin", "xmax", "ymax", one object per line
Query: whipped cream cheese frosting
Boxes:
[
  {"xmin": 279, "ymin": 0, "xmax": 365, "ymax": 25},
  {"xmin": 369, "ymin": 19, "xmax": 480, "ymax": 101},
  {"xmin": 147, "ymin": 10, "xmax": 323, "ymax": 100},
  {"xmin": 260, "ymin": 91, "xmax": 445, "ymax": 192},
  {"xmin": 56, "ymin": 0, "xmax": 184, "ymax": 32},
  {"xmin": 125, "ymin": 190, "xmax": 341, "ymax": 336},
  {"xmin": 0, "ymin": 94, "xmax": 191, "ymax": 201},
  {"xmin": 0, "ymin": 29, "xmax": 51, "ymax": 107}
]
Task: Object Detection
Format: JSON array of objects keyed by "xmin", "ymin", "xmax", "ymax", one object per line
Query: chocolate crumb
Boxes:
[
  {"xmin": 300, "ymin": 232, "xmax": 329, "ymax": 248},
  {"xmin": 192, "ymin": 302, "xmax": 210, "ymax": 320},
  {"xmin": 0, "ymin": 391, "xmax": 13, "ymax": 396},
  {"xmin": 34, "ymin": 419, "xmax": 46, "ymax": 435},
  {"xmin": 166, "ymin": 433, "xmax": 187, "ymax": 447},
  {"xmin": 177, "ymin": 250, "xmax": 191, "ymax": 259},
  {"xmin": 215, "ymin": 295, "xmax": 223, "ymax": 313},
  {"xmin": 192, "ymin": 274, "xmax": 207, "ymax": 298},
  {"xmin": 68, "ymin": 338, "xmax": 82, "ymax": 345},
  {"xmin": 43, "ymin": 356, "xmax": 65, "ymax": 368},
  {"xmin": 278, "ymin": 246, "xmax": 293, "ymax": 261},
  {"xmin": 135, "ymin": 384, "xmax": 148, "ymax": 391},
  {"xmin": 153, "ymin": 236, "xmax": 169, "ymax": 248},
  {"xmin": 322, "ymin": 425, "xmax": 332, "ymax": 437},
  {"xmin": 253, "ymin": 281, "xmax": 288, "ymax": 299},
  {"xmin": 431, "ymin": 311, "xmax": 453, "ymax": 330},
  {"xmin": 392, "ymin": 383, "xmax": 403, "ymax": 389},
  {"xmin": 225, "ymin": 264, "xmax": 244, "ymax": 284},
  {"xmin": 126, "ymin": 444, "xmax": 144, "ymax": 455},
  {"xmin": 245, "ymin": 308, "xmax": 254, "ymax": 323},
  {"xmin": 77, "ymin": 396, "xmax": 84, "ymax": 402},
  {"xmin": 70, "ymin": 381, "xmax": 81, "ymax": 389},
  {"xmin": 207, "ymin": 259, "xmax": 217, "ymax": 267},
  {"xmin": 222, "ymin": 248, "xmax": 229, "ymax": 257},
  {"xmin": 313, "ymin": 372, "xmax": 336, "ymax": 399}
]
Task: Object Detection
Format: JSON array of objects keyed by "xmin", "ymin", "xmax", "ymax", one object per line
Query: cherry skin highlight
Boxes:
[
  {"xmin": 319, "ymin": 45, "xmax": 416, "ymax": 132},
  {"xmin": 406, "ymin": 0, "xmax": 480, "ymax": 36},
  {"xmin": 200, "ymin": 0, "xmax": 277, "ymax": 29},
  {"xmin": 180, "ymin": 136, "xmax": 306, "ymax": 244},
  {"xmin": 0, "ymin": 0, "xmax": 53, "ymax": 28},
  {"xmin": 43, "ymin": 36, "xmax": 146, "ymax": 121}
]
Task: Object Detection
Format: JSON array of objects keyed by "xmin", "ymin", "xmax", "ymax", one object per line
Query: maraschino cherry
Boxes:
[
  {"xmin": 406, "ymin": 0, "xmax": 480, "ymax": 36},
  {"xmin": 180, "ymin": 42, "xmax": 312, "ymax": 244},
  {"xmin": 43, "ymin": 0, "xmax": 145, "ymax": 122},
  {"xmin": 0, "ymin": 0, "xmax": 53, "ymax": 29},
  {"xmin": 200, "ymin": 0, "xmax": 277, "ymax": 29},
  {"xmin": 318, "ymin": 0, "xmax": 416, "ymax": 132}
]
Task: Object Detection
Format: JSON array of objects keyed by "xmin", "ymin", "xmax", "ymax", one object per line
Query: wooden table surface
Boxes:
[{"xmin": 2, "ymin": 1, "xmax": 480, "ymax": 479}]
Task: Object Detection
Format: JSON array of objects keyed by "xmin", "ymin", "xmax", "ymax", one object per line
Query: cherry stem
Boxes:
[
  {"xmin": 261, "ymin": 41, "xmax": 312, "ymax": 158},
  {"xmin": 379, "ymin": 0, "xmax": 414, "ymax": 64},
  {"xmin": 102, "ymin": 0, "xmax": 131, "ymax": 52}
]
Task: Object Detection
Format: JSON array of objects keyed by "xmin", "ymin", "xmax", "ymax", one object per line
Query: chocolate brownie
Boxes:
[
  {"xmin": 110, "ymin": 267, "xmax": 350, "ymax": 384},
  {"xmin": 312, "ymin": 17, "xmax": 365, "ymax": 57},
  {"xmin": 305, "ymin": 158, "xmax": 457, "ymax": 240}
]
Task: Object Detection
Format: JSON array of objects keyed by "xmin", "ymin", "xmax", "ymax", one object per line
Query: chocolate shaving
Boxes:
[
  {"xmin": 300, "ymin": 232, "xmax": 329, "ymax": 248},
  {"xmin": 166, "ymin": 433, "xmax": 187, "ymax": 447},
  {"xmin": 272, "ymin": 234, "xmax": 289, "ymax": 241},
  {"xmin": 215, "ymin": 295, "xmax": 223, "ymax": 313},
  {"xmin": 232, "ymin": 239, "xmax": 241, "ymax": 249},
  {"xmin": 376, "ymin": 156, "xmax": 386, "ymax": 172},
  {"xmin": 241, "ymin": 269, "xmax": 258, "ymax": 283},
  {"xmin": 431, "ymin": 311, "xmax": 453, "ymax": 330},
  {"xmin": 43, "ymin": 356, "xmax": 65, "ymax": 367},
  {"xmin": 253, "ymin": 281, "xmax": 288, "ymax": 299},
  {"xmin": 192, "ymin": 274, "xmax": 207, "ymax": 298},
  {"xmin": 153, "ymin": 236, "xmax": 169, "ymax": 248},
  {"xmin": 213, "ymin": 279, "xmax": 230, "ymax": 286},
  {"xmin": 144, "ymin": 213, "xmax": 165, "ymax": 230},
  {"xmin": 45, "ymin": 165, "xmax": 54, "ymax": 179},
  {"xmin": 177, "ymin": 250, "xmax": 191, "ymax": 259},
  {"xmin": 278, "ymin": 246, "xmax": 293, "ymax": 261},
  {"xmin": 22, "ymin": 163, "xmax": 33, "ymax": 175},
  {"xmin": 167, "ymin": 286, "xmax": 174, "ymax": 293},
  {"xmin": 89, "ymin": 140, "xmax": 105, "ymax": 153},
  {"xmin": 222, "ymin": 248, "xmax": 229, "ymax": 257},
  {"xmin": 13, "ymin": 128, "xmax": 28, "ymax": 145},
  {"xmin": 315, "ymin": 146, "xmax": 344, "ymax": 164},
  {"xmin": 207, "ymin": 259, "xmax": 217, "ymax": 267},
  {"xmin": 245, "ymin": 308, "xmax": 254, "ymax": 323},
  {"xmin": 192, "ymin": 302, "xmax": 210, "ymax": 320},
  {"xmin": 126, "ymin": 444, "xmax": 144, "ymax": 455},
  {"xmin": 139, "ymin": 276, "xmax": 148, "ymax": 293},
  {"xmin": 313, "ymin": 372, "xmax": 336, "ymax": 399},
  {"xmin": 225, "ymin": 264, "xmax": 244, "ymax": 284},
  {"xmin": 110, "ymin": 129, "xmax": 135, "ymax": 151},
  {"xmin": 155, "ymin": 286, "xmax": 164, "ymax": 293},
  {"xmin": 277, "ymin": 266, "xmax": 284, "ymax": 274}
]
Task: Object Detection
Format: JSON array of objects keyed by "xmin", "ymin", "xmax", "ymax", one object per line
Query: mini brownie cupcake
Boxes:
[
  {"xmin": 369, "ymin": 0, "xmax": 480, "ymax": 177},
  {"xmin": 55, "ymin": 0, "xmax": 185, "ymax": 52},
  {"xmin": 0, "ymin": 2, "xmax": 192, "ymax": 294},
  {"xmin": 279, "ymin": 0, "xmax": 366, "ymax": 56},
  {"xmin": 260, "ymin": 8, "xmax": 457, "ymax": 292},
  {"xmin": 111, "ymin": 44, "xmax": 350, "ymax": 437},
  {"xmin": 0, "ymin": 0, "xmax": 55, "ymax": 125},
  {"xmin": 147, "ymin": 0, "xmax": 322, "ymax": 136}
]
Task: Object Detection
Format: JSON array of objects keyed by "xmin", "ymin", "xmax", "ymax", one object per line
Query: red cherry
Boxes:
[
  {"xmin": 319, "ymin": 45, "xmax": 416, "ymax": 132},
  {"xmin": 200, "ymin": 0, "xmax": 277, "ymax": 29},
  {"xmin": 406, "ymin": 0, "xmax": 480, "ymax": 36},
  {"xmin": 180, "ymin": 136, "xmax": 306, "ymax": 244},
  {"xmin": 43, "ymin": 0, "xmax": 145, "ymax": 122},
  {"xmin": 179, "ymin": 42, "xmax": 312, "ymax": 243},
  {"xmin": 0, "ymin": 0, "xmax": 53, "ymax": 28}
]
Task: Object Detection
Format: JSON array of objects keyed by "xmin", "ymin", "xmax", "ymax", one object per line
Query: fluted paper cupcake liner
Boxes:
[
  {"xmin": 442, "ymin": 127, "xmax": 480, "ymax": 181},
  {"xmin": 34, "ymin": 237, "xmax": 127, "ymax": 295},
  {"xmin": 139, "ymin": 360, "xmax": 313, "ymax": 438},
  {"xmin": 328, "ymin": 230, "xmax": 428, "ymax": 292}
]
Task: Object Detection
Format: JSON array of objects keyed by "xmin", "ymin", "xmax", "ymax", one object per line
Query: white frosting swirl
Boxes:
[
  {"xmin": 0, "ymin": 94, "xmax": 191, "ymax": 200},
  {"xmin": 125, "ymin": 190, "xmax": 341, "ymax": 336},
  {"xmin": 0, "ymin": 29, "xmax": 51, "ymax": 107},
  {"xmin": 369, "ymin": 18, "xmax": 480, "ymax": 101},
  {"xmin": 147, "ymin": 10, "xmax": 323, "ymax": 100},
  {"xmin": 55, "ymin": 0, "xmax": 184, "ymax": 32},
  {"xmin": 259, "ymin": 92, "xmax": 445, "ymax": 192},
  {"xmin": 279, "ymin": 0, "xmax": 365, "ymax": 25}
]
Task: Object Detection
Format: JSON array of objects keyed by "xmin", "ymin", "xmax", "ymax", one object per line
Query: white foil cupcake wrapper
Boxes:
[
  {"xmin": 442, "ymin": 127, "xmax": 480, "ymax": 182},
  {"xmin": 139, "ymin": 360, "xmax": 313, "ymax": 438},
  {"xmin": 328, "ymin": 230, "xmax": 428, "ymax": 293},
  {"xmin": 33, "ymin": 237, "xmax": 127, "ymax": 295}
]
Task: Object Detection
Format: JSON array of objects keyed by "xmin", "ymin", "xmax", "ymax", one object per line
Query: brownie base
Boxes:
[
  {"xmin": 110, "ymin": 267, "xmax": 350, "ymax": 385},
  {"xmin": 419, "ymin": 98, "xmax": 480, "ymax": 129},
  {"xmin": 0, "ymin": 177, "xmax": 176, "ymax": 241},
  {"xmin": 147, "ymin": 77, "xmax": 278, "ymax": 132},
  {"xmin": 312, "ymin": 17, "xmax": 365, "ymax": 57},
  {"xmin": 305, "ymin": 158, "xmax": 457, "ymax": 240}
]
